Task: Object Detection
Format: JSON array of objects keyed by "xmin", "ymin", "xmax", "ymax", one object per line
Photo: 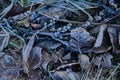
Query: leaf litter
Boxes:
[
  {"xmin": 0, "ymin": 52, "xmax": 20, "ymax": 80},
  {"xmin": 22, "ymin": 32, "xmax": 37, "ymax": 74},
  {"xmin": 0, "ymin": 0, "xmax": 120, "ymax": 80}
]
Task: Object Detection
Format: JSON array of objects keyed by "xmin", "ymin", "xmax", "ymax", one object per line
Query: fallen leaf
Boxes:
[
  {"xmin": 22, "ymin": 33, "xmax": 36, "ymax": 74},
  {"xmin": 52, "ymin": 69, "xmax": 83, "ymax": 80},
  {"xmin": 2, "ymin": 2, "xmax": 41, "ymax": 18},
  {"xmin": 89, "ymin": 26, "xmax": 100, "ymax": 36},
  {"xmin": 0, "ymin": 52, "xmax": 20, "ymax": 80},
  {"xmin": 66, "ymin": 69, "xmax": 81, "ymax": 80},
  {"xmin": 108, "ymin": 26, "xmax": 120, "ymax": 54},
  {"xmin": 92, "ymin": 24, "xmax": 111, "ymax": 53},
  {"xmin": 52, "ymin": 71, "xmax": 71, "ymax": 80},
  {"xmin": 70, "ymin": 27, "xmax": 95, "ymax": 53},
  {"xmin": 41, "ymin": 50, "xmax": 53, "ymax": 71},
  {"xmin": 78, "ymin": 54, "xmax": 90, "ymax": 70},
  {"xmin": 93, "ymin": 25, "xmax": 107, "ymax": 47},
  {"xmin": 6, "ymin": 5, "xmax": 29, "ymax": 18},
  {"xmin": 93, "ymin": 53, "xmax": 113, "ymax": 68},
  {"xmin": 38, "ymin": 40, "xmax": 61, "ymax": 51},
  {"xmin": 28, "ymin": 46, "xmax": 42, "ymax": 70}
]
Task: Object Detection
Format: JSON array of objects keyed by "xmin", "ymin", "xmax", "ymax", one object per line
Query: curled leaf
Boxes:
[
  {"xmin": 92, "ymin": 24, "xmax": 111, "ymax": 54},
  {"xmin": 93, "ymin": 25, "xmax": 107, "ymax": 48},
  {"xmin": 108, "ymin": 26, "xmax": 120, "ymax": 54}
]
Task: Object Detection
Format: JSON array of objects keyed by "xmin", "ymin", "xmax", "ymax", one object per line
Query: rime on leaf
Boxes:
[
  {"xmin": 22, "ymin": 33, "xmax": 36, "ymax": 74},
  {"xmin": 52, "ymin": 69, "xmax": 87, "ymax": 80},
  {"xmin": 52, "ymin": 71, "xmax": 71, "ymax": 80},
  {"xmin": 0, "ymin": 52, "xmax": 19, "ymax": 80},
  {"xmin": 65, "ymin": 69, "xmax": 81, "ymax": 80},
  {"xmin": 92, "ymin": 25, "xmax": 111, "ymax": 54},
  {"xmin": 28, "ymin": 46, "xmax": 42, "ymax": 70},
  {"xmin": 70, "ymin": 27, "xmax": 95, "ymax": 52},
  {"xmin": 41, "ymin": 51, "xmax": 53, "ymax": 71},
  {"xmin": 38, "ymin": 40, "xmax": 61, "ymax": 51},
  {"xmin": 93, "ymin": 53, "xmax": 113, "ymax": 68},
  {"xmin": 108, "ymin": 26, "xmax": 120, "ymax": 54},
  {"xmin": 52, "ymin": 69, "xmax": 81, "ymax": 80}
]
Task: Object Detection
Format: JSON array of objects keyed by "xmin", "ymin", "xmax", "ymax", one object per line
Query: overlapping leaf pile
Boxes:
[{"xmin": 0, "ymin": 0, "xmax": 120, "ymax": 80}]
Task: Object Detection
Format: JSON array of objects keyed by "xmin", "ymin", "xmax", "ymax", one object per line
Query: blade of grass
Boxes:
[
  {"xmin": 96, "ymin": 68, "xmax": 103, "ymax": 80},
  {"xmin": 39, "ymin": 12, "xmax": 120, "ymax": 27},
  {"xmin": 0, "ymin": 0, "xmax": 16, "ymax": 20},
  {"xmin": 2, "ymin": 19, "xmax": 26, "ymax": 45},
  {"xmin": 65, "ymin": 0, "xmax": 93, "ymax": 22},
  {"xmin": 0, "ymin": 24, "xmax": 10, "ymax": 51},
  {"xmin": 79, "ymin": 0, "xmax": 97, "ymax": 6},
  {"xmin": 107, "ymin": 64, "xmax": 120, "ymax": 80},
  {"xmin": 48, "ymin": 64, "xmax": 55, "ymax": 80}
]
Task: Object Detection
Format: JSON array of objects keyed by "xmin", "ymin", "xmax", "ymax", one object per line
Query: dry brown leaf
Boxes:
[{"xmin": 22, "ymin": 33, "xmax": 36, "ymax": 74}]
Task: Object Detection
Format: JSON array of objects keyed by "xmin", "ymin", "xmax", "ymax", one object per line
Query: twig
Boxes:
[
  {"xmin": 37, "ymin": 31, "xmax": 71, "ymax": 51},
  {"xmin": 39, "ymin": 12, "xmax": 120, "ymax": 27},
  {"xmin": 51, "ymin": 62, "xmax": 79, "ymax": 73}
]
